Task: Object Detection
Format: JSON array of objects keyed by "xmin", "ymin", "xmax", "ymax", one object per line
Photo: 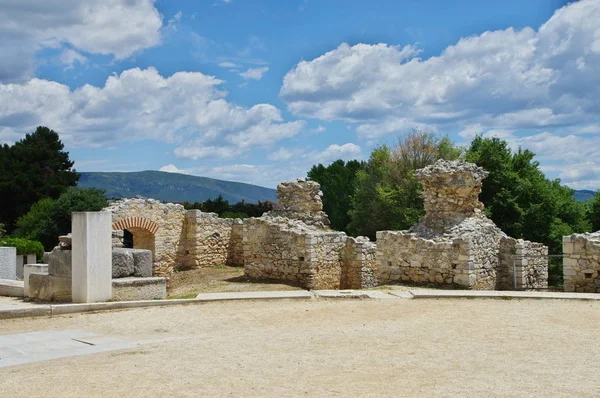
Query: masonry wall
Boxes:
[
  {"xmin": 340, "ymin": 237, "xmax": 377, "ymax": 289},
  {"xmin": 243, "ymin": 218, "xmax": 313, "ymax": 287},
  {"xmin": 376, "ymin": 231, "xmax": 470, "ymax": 287},
  {"xmin": 499, "ymin": 237, "xmax": 548, "ymax": 291},
  {"xmin": 106, "ymin": 199, "xmax": 187, "ymax": 275},
  {"xmin": 183, "ymin": 210, "xmax": 243, "ymax": 268},
  {"xmin": 563, "ymin": 233, "xmax": 600, "ymax": 293}
]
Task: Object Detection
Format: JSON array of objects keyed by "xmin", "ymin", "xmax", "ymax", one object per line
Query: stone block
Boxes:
[
  {"xmin": 112, "ymin": 248, "xmax": 135, "ymax": 278},
  {"xmin": 24, "ymin": 264, "xmax": 48, "ymax": 297},
  {"xmin": 111, "ymin": 277, "xmax": 167, "ymax": 301},
  {"xmin": 48, "ymin": 248, "xmax": 72, "ymax": 277},
  {"xmin": 71, "ymin": 212, "xmax": 112, "ymax": 303},
  {"xmin": 0, "ymin": 278, "xmax": 24, "ymax": 297},
  {"xmin": 0, "ymin": 247, "xmax": 17, "ymax": 280},
  {"xmin": 26, "ymin": 254, "xmax": 37, "ymax": 265},
  {"xmin": 131, "ymin": 249, "xmax": 153, "ymax": 277},
  {"xmin": 16, "ymin": 255, "xmax": 24, "ymax": 279},
  {"xmin": 29, "ymin": 274, "xmax": 71, "ymax": 302},
  {"xmin": 43, "ymin": 252, "xmax": 50, "ymax": 263}
]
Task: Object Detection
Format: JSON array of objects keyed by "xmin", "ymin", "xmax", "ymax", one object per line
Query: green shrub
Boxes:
[{"xmin": 0, "ymin": 236, "xmax": 44, "ymax": 259}]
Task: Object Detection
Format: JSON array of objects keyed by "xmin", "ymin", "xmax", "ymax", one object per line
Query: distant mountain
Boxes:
[
  {"xmin": 78, "ymin": 171, "xmax": 277, "ymax": 203},
  {"xmin": 574, "ymin": 189, "xmax": 595, "ymax": 202}
]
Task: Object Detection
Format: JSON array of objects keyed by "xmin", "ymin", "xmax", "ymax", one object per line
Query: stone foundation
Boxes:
[{"xmin": 563, "ymin": 233, "xmax": 600, "ymax": 292}]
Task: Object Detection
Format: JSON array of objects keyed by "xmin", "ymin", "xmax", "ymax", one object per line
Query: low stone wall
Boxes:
[
  {"xmin": 376, "ymin": 231, "xmax": 469, "ymax": 287},
  {"xmin": 499, "ymin": 237, "xmax": 548, "ymax": 290},
  {"xmin": 242, "ymin": 217, "xmax": 347, "ymax": 289},
  {"xmin": 182, "ymin": 210, "xmax": 243, "ymax": 268},
  {"xmin": 340, "ymin": 237, "xmax": 377, "ymax": 289},
  {"xmin": 112, "ymin": 277, "xmax": 167, "ymax": 301},
  {"xmin": 563, "ymin": 233, "xmax": 600, "ymax": 292}
]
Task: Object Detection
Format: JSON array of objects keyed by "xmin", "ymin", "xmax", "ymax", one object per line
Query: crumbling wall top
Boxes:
[
  {"xmin": 413, "ymin": 160, "xmax": 489, "ymax": 235},
  {"xmin": 266, "ymin": 179, "xmax": 330, "ymax": 229}
]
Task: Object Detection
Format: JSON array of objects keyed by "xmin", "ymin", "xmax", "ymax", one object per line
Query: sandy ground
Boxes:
[
  {"xmin": 1, "ymin": 298, "xmax": 600, "ymax": 397},
  {"xmin": 167, "ymin": 266, "xmax": 301, "ymax": 298}
]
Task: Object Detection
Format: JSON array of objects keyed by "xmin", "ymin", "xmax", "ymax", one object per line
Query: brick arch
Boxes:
[{"xmin": 112, "ymin": 217, "xmax": 159, "ymax": 235}]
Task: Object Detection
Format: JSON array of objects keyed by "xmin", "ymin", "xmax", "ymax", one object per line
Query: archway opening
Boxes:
[{"xmin": 126, "ymin": 227, "xmax": 156, "ymax": 260}]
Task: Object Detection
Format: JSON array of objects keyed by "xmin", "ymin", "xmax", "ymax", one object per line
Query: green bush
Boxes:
[{"xmin": 0, "ymin": 236, "xmax": 44, "ymax": 259}]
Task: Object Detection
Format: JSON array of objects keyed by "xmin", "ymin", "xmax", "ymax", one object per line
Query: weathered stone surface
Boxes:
[
  {"xmin": 563, "ymin": 233, "xmax": 600, "ymax": 292},
  {"xmin": 112, "ymin": 248, "xmax": 134, "ymax": 278},
  {"xmin": 104, "ymin": 198, "xmax": 187, "ymax": 275},
  {"xmin": 29, "ymin": 274, "xmax": 72, "ymax": 302},
  {"xmin": 48, "ymin": 248, "xmax": 72, "ymax": 278},
  {"xmin": 58, "ymin": 234, "xmax": 72, "ymax": 249},
  {"xmin": 377, "ymin": 159, "xmax": 548, "ymax": 290},
  {"xmin": 266, "ymin": 179, "xmax": 331, "ymax": 228},
  {"xmin": 182, "ymin": 211, "xmax": 243, "ymax": 269},
  {"xmin": 0, "ymin": 247, "xmax": 17, "ymax": 280},
  {"xmin": 131, "ymin": 249, "xmax": 153, "ymax": 277},
  {"xmin": 112, "ymin": 277, "xmax": 166, "ymax": 301},
  {"xmin": 24, "ymin": 264, "xmax": 48, "ymax": 297}
]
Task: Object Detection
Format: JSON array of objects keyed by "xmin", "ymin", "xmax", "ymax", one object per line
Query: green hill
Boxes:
[{"xmin": 78, "ymin": 171, "xmax": 277, "ymax": 203}]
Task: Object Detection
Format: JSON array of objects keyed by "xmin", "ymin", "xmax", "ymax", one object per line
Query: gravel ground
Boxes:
[
  {"xmin": 1, "ymin": 298, "xmax": 600, "ymax": 397},
  {"xmin": 167, "ymin": 266, "xmax": 301, "ymax": 298}
]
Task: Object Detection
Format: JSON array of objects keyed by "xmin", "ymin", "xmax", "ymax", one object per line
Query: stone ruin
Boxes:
[
  {"xmin": 376, "ymin": 160, "xmax": 548, "ymax": 290},
  {"xmin": 3, "ymin": 160, "xmax": 549, "ymax": 301},
  {"xmin": 97, "ymin": 162, "xmax": 549, "ymax": 291},
  {"xmin": 563, "ymin": 232, "xmax": 600, "ymax": 292}
]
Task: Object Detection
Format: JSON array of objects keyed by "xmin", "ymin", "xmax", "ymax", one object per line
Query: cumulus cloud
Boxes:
[
  {"xmin": 304, "ymin": 143, "xmax": 362, "ymax": 164},
  {"xmin": 0, "ymin": 67, "xmax": 305, "ymax": 158},
  {"xmin": 0, "ymin": 0, "xmax": 163, "ymax": 81},
  {"xmin": 280, "ymin": 0, "xmax": 600, "ymax": 139},
  {"xmin": 240, "ymin": 66, "xmax": 269, "ymax": 80}
]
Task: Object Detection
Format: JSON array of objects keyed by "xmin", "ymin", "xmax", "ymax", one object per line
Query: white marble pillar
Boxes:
[{"xmin": 71, "ymin": 212, "xmax": 112, "ymax": 303}]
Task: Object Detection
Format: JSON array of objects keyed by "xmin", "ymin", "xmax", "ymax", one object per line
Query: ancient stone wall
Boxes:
[
  {"xmin": 376, "ymin": 160, "xmax": 548, "ymax": 290},
  {"xmin": 376, "ymin": 232, "xmax": 469, "ymax": 286},
  {"xmin": 563, "ymin": 233, "xmax": 600, "ymax": 292},
  {"xmin": 183, "ymin": 210, "xmax": 243, "ymax": 268},
  {"xmin": 104, "ymin": 198, "xmax": 187, "ymax": 275},
  {"xmin": 498, "ymin": 237, "xmax": 548, "ymax": 291},
  {"xmin": 266, "ymin": 179, "xmax": 330, "ymax": 228},
  {"xmin": 340, "ymin": 237, "xmax": 377, "ymax": 289},
  {"xmin": 242, "ymin": 216, "xmax": 349, "ymax": 289}
]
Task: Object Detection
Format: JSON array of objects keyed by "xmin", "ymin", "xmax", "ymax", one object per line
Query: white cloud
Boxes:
[
  {"xmin": 219, "ymin": 61, "xmax": 239, "ymax": 68},
  {"xmin": 304, "ymin": 143, "xmax": 362, "ymax": 164},
  {"xmin": 0, "ymin": 67, "xmax": 305, "ymax": 158},
  {"xmin": 159, "ymin": 164, "xmax": 190, "ymax": 174},
  {"xmin": 269, "ymin": 147, "xmax": 297, "ymax": 161},
  {"xmin": 240, "ymin": 66, "xmax": 269, "ymax": 80},
  {"xmin": 0, "ymin": 0, "xmax": 164, "ymax": 81},
  {"xmin": 60, "ymin": 48, "xmax": 88, "ymax": 70},
  {"xmin": 280, "ymin": 0, "xmax": 600, "ymax": 138}
]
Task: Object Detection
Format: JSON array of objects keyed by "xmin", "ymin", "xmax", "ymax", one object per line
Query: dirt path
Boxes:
[
  {"xmin": 166, "ymin": 266, "xmax": 301, "ymax": 298},
  {"xmin": 2, "ymin": 298, "xmax": 600, "ymax": 397}
]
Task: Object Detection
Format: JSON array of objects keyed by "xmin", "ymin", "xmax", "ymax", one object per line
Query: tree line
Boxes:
[{"xmin": 182, "ymin": 196, "xmax": 273, "ymax": 218}]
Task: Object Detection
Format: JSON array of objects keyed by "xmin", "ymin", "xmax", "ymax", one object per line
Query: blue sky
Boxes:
[{"xmin": 1, "ymin": 0, "xmax": 599, "ymax": 189}]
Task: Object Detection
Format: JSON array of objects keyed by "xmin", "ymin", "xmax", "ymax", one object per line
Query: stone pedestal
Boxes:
[
  {"xmin": 24, "ymin": 264, "xmax": 49, "ymax": 297},
  {"xmin": 71, "ymin": 212, "xmax": 112, "ymax": 303},
  {"xmin": 0, "ymin": 247, "xmax": 17, "ymax": 280}
]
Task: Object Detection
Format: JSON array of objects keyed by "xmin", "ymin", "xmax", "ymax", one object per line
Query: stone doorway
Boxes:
[{"xmin": 112, "ymin": 217, "xmax": 159, "ymax": 261}]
